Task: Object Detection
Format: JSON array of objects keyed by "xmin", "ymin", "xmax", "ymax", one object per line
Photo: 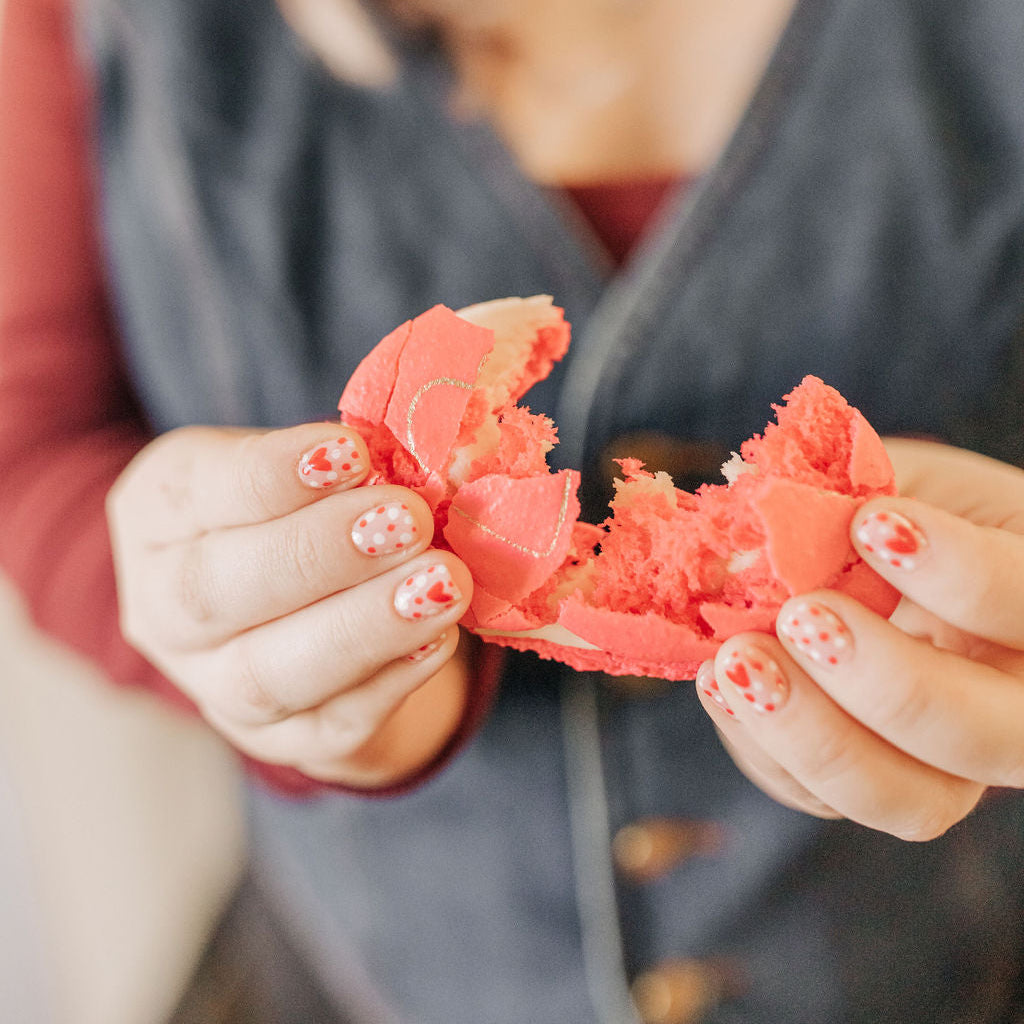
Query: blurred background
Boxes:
[
  {"xmin": 0, "ymin": 2, "xmax": 243, "ymax": 1020},
  {"xmin": 0, "ymin": 566, "xmax": 246, "ymax": 1023}
]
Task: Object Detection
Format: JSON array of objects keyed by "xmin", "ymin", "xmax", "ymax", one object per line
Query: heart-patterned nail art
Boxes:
[
  {"xmin": 778, "ymin": 601, "xmax": 853, "ymax": 667},
  {"xmin": 855, "ymin": 510, "xmax": 927, "ymax": 570},
  {"xmin": 722, "ymin": 647, "xmax": 789, "ymax": 714},
  {"xmin": 394, "ymin": 564, "xmax": 461, "ymax": 620},
  {"xmin": 298, "ymin": 436, "xmax": 364, "ymax": 489},
  {"xmin": 352, "ymin": 501, "xmax": 419, "ymax": 556}
]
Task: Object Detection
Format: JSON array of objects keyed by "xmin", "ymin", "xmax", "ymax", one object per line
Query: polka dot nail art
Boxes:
[
  {"xmin": 723, "ymin": 647, "xmax": 788, "ymax": 714},
  {"xmin": 298, "ymin": 436, "xmax": 364, "ymax": 489},
  {"xmin": 406, "ymin": 634, "xmax": 447, "ymax": 662},
  {"xmin": 352, "ymin": 501, "xmax": 418, "ymax": 556},
  {"xmin": 778, "ymin": 601, "xmax": 853, "ymax": 667},
  {"xmin": 394, "ymin": 564, "xmax": 461, "ymax": 621},
  {"xmin": 697, "ymin": 660, "xmax": 735, "ymax": 716},
  {"xmin": 855, "ymin": 510, "xmax": 927, "ymax": 570}
]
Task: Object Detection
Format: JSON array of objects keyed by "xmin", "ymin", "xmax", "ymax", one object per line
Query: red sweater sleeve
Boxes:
[
  {"xmin": 0, "ymin": 0, "xmax": 195, "ymax": 707},
  {"xmin": 0, "ymin": 0, "xmax": 497, "ymax": 797}
]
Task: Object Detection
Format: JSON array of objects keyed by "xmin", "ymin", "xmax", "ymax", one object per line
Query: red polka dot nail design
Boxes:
[
  {"xmin": 722, "ymin": 647, "xmax": 788, "ymax": 714},
  {"xmin": 697, "ymin": 660, "xmax": 735, "ymax": 716},
  {"xmin": 394, "ymin": 564, "xmax": 461, "ymax": 621},
  {"xmin": 406, "ymin": 634, "xmax": 447, "ymax": 662},
  {"xmin": 298, "ymin": 436, "xmax": 364, "ymax": 489},
  {"xmin": 855, "ymin": 510, "xmax": 927, "ymax": 570},
  {"xmin": 778, "ymin": 601, "xmax": 853, "ymax": 667},
  {"xmin": 352, "ymin": 501, "xmax": 418, "ymax": 556}
]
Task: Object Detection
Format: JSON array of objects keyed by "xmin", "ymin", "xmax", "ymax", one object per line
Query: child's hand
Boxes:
[
  {"xmin": 107, "ymin": 423, "xmax": 473, "ymax": 788},
  {"xmin": 697, "ymin": 439, "xmax": 1024, "ymax": 840}
]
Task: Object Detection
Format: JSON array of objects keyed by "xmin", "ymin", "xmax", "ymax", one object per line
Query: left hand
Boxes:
[{"xmin": 697, "ymin": 438, "xmax": 1024, "ymax": 840}]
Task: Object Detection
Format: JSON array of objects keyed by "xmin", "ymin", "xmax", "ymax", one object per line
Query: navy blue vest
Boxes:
[{"xmin": 83, "ymin": 0, "xmax": 1024, "ymax": 1019}]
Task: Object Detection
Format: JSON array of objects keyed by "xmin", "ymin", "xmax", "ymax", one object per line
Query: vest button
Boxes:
[
  {"xmin": 612, "ymin": 819, "xmax": 722, "ymax": 882},
  {"xmin": 631, "ymin": 959, "xmax": 741, "ymax": 1024}
]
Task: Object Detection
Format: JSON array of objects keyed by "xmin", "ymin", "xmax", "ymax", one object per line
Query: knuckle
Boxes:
[
  {"xmin": 232, "ymin": 435, "xmax": 281, "ymax": 523},
  {"xmin": 993, "ymin": 509, "xmax": 1024, "ymax": 536},
  {"xmin": 797, "ymin": 725, "xmax": 860, "ymax": 787},
  {"xmin": 871, "ymin": 670, "xmax": 933, "ymax": 739},
  {"xmin": 279, "ymin": 520, "xmax": 331, "ymax": 593},
  {"xmin": 943, "ymin": 574, "xmax": 998, "ymax": 631},
  {"xmin": 317, "ymin": 706, "xmax": 376, "ymax": 757},
  {"xmin": 171, "ymin": 544, "xmax": 220, "ymax": 630},
  {"xmin": 220, "ymin": 646, "xmax": 291, "ymax": 724},
  {"xmin": 153, "ymin": 427, "xmax": 209, "ymax": 519},
  {"xmin": 117, "ymin": 567, "xmax": 171, "ymax": 654},
  {"xmin": 321, "ymin": 604, "xmax": 379, "ymax": 673}
]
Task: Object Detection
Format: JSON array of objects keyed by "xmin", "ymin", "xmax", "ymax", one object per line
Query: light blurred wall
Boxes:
[
  {"xmin": 0, "ymin": 6, "xmax": 246, "ymax": 1021},
  {"xmin": 0, "ymin": 575, "xmax": 246, "ymax": 1024}
]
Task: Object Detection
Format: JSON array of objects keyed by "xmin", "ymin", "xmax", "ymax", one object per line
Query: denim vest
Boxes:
[{"xmin": 82, "ymin": 0, "xmax": 1024, "ymax": 1020}]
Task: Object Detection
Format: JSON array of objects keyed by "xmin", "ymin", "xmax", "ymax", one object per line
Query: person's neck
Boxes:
[{"xmin": 428, "ymin": 0, "xmax": 800, "ymax": 184}]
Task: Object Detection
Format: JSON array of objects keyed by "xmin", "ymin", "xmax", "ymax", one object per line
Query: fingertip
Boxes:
[
  {"xmin": 349, "ymin": 488, "xmax": 437, "ymax": 556},
  {"xmin": 851, "ymin": 500, "xmax": 929, "ymax": 573},
  {"xmin": 404, "ymin": 629, "xmax": 458, "ymax": 664},
  {"xmin": 696, "ymin": 659, "xmax": 736, "ymax": 717},
  {"xmin": 776, "ymin": 596, "xmax": 857, "ymax": 669},
  {"xmin": 441, "ymin": 554, "xmax": 475, "ymax": 615},
  {"xmin": 296, "ymin": 423, "xmax": 371, "ymax": 492},
  {"xmin": 715, "ymin": 635, "xmax": 791, "ymax": 715},
  {"xmin": 392, "ymin": 552, "xmax": 474, "ymax": 624}
]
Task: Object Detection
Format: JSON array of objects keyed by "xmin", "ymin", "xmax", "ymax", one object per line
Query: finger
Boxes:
[
  {"xmin": 157, "ymin": 485, "xmax": 433, "ymax": 648},
  {"xmin": 852, "ymin": 497, "xmax": 1024, "ymax": 648},
  {"xmin": 712, "ymin": 635, "xmax": 983, "ymax": 840},
  {"xmin": 235, "ymin": 631, "xmax": 462, "ymax": 772},
  {"xmin": 777, "ymin": 592, "xmax": 1024, "ymax": 789},
  {"xmin": 121, "ymin": 422, "xmax": 370, "ymax": 543},
  {"xmin": 203, "ymin": 553, "xmax": 472, "ymax": 725},
  {"xmin": 695, "ymin": 662, "xmax": 842, "ymax": 819},
  {"xmin": 885, "ymin": 437, "xmax": 1024, "ymax": 523}
]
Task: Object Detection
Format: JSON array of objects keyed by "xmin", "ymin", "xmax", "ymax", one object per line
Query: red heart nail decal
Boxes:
[
  {"xmin": 394, "ymin": 565, "xmax": 462, "ymax": 619},
  {"xmin": 884, "ymin": 524, "xmax": 918, "ymax": 554},
  {"xmin": 306, "ymin": 447, "xmax": 332, "ymax": 472},
  {"xmin": 723, "ymin": 648, "xmax": 788, "ymax": 713},
  {"xmin": 855, "ymin": 511, "xmax": 926, "ymax": 570},
  {"xmin": 725, "ymin": 662, "xmax": 751, "ymax": 688}
]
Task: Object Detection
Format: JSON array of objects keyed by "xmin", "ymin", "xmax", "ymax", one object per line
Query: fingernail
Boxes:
[
  {"xmin": 778, "ymin": 601, "xmax": 854, "ymax": 667},
  {"xmin": 394, "ymin": 564, "xmax": 462, "ymax": 620},
  {"xmin": 352, "ymin": 501, "xmax": 419, "ymax": 556},
  {"xmin": 406, "ymin": 634, "xmax": 446, "ymax": 662},
  {"xmin": 298, "ymin": 435, "xmax": 365, "ymax": 489},
  {"xmin": 722, "ymin": 646, "xmax": 788, "ymax": 714},
  {"xmin": 697, "ymin": 660, "xmax": 735, "ymax": 716},
  {"xmin": 855, "ymin": 509, "xmax": 927, "ymax": 570}
]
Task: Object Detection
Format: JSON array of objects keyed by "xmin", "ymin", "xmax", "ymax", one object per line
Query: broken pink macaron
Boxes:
[{"xmin": 338, "ymin": 296, "xmax": 899, "ymax": 680}]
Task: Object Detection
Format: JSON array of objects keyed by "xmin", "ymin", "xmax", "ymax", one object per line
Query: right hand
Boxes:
[{"xmin": 106, "ymin": 423, "xmax": 474, "ymax": 788}]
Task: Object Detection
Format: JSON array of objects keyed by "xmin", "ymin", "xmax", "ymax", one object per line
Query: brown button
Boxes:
[
  {"xmin": 612, "ymin": 819, "xmax": 723, "ymax": 883},
  {"xmin": 632, "ymin": 959, "xmax": 742, "ymax": 1024}
]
